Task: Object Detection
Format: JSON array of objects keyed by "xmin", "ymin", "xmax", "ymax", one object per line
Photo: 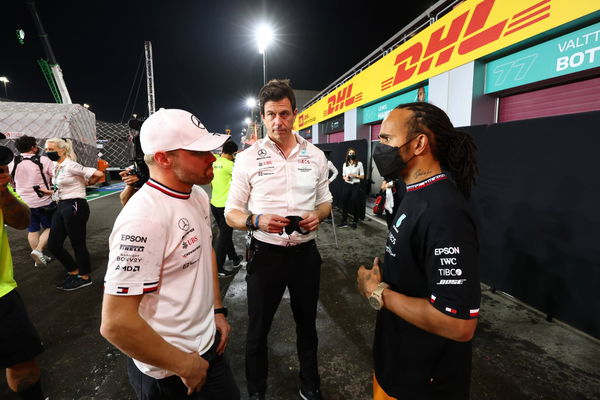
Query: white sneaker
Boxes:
[
  {"xmin": 31, "ymin": 250, "xmax": 47, "ymax": 266},
  {"xmin": 41, "ymin": 254, "xmax": 52, "ymax": 263}
]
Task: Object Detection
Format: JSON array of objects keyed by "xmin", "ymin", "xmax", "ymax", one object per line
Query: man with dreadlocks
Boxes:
[{"xmin": 356, "ymin": 102, "xmax": 480, "ymax": 400}]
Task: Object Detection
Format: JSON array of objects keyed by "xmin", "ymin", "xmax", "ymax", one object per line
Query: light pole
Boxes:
[
  {"xmin": 246, "ymin": 97, "xmax": 257, "ymax": 122},
  {"xmin": 256, "ymin": 24, "xmax": 273, "ymax": 85},
  {"xmin": 0, "ymin": 77, "xmax": 10, "ymax": 99}
]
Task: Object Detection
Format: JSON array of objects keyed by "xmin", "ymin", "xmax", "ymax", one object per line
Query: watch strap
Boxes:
[{"xmin": 214, "ymin": 307, "xmax": 228, "ymax": 317}]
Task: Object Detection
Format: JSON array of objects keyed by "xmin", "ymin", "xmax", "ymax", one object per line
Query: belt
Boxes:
[{"xmin": 255, "ymin": 239, "xmax": 315, "ymax": 252}]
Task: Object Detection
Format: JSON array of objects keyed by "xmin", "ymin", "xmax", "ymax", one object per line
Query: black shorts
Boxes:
[{"xmin": 0, "ymin": 289, "xmax": 44, "ymax": 368}]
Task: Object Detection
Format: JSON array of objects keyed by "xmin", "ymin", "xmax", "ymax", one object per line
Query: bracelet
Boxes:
[
  {"xmin": 254, "ymin": 214, "xmax": 262, "ymax": 229},
  {"xmin": 214, "ymin": 307, "xmax": 228, "ymax": 317}
]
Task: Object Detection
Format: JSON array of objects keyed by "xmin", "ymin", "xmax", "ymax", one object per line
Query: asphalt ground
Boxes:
[{"xmin": 1, "ymin": 186, "xmax": 598, "ymax": 400}]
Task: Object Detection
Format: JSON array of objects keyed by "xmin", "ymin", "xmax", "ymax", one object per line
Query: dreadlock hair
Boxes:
[{"xmin": 395, "ymin": 102, "xmax": 478, "ymax": 199}]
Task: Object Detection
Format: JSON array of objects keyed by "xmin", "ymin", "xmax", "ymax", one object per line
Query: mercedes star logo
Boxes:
[{"xmin": 178, "ymin": 218, "xmax": 190, "ymax": 231}]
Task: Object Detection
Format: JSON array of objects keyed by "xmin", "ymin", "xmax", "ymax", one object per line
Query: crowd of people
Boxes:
[{"xmin": 1, "ymin": 79, "xmax": 481, "ymax": 400}]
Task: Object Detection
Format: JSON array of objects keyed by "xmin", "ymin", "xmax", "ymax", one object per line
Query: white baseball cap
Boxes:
[{"xmin": 140, "ymin": 108, "xmax": 229, "ymax": 154}]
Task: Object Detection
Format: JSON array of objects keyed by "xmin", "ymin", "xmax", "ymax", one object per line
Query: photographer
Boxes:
[
  {"xmin": 120, "ymin": 133, "xmax": 149, "ymax": 206},
  {"xmin": 119, "ymin": 167, "xmax": 140, "ymax": 206},
  {"xmin": 0, "ymin": 138, "xmax": 48, "ymax": 400},
  {"xmin": 9, "ymin": 135, "xmax": 54, "ymax": 267}
]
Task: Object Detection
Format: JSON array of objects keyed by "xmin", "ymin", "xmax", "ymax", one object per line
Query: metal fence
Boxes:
[{"xmin": 96, "ymin": 121, "xmax": 134, "ymax": 169}]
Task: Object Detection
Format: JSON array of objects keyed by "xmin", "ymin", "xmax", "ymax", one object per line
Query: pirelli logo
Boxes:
[
  {"xmin": 119, "ymin": 244, "xmax": 145, "ymax": 252},
  {"xmin": 381, "ymin": 0, "xmax": 553, "ymax": 91}
]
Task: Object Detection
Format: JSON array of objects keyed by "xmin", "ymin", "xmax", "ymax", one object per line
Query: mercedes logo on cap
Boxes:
[{"xmin": 190, "ymin": 115, "xmax": 206, "ymax": 130}]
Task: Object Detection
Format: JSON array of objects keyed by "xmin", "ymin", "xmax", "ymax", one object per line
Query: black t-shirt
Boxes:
[{"xmin": 374, "ymin": 173, "xmax": 481, "ymax": 400}]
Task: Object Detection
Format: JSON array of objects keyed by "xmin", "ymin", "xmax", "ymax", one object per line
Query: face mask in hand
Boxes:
[
  {"xmin": 372, "ymin": 136, "xmax": 417, "ymax": 180},
  {"xmin": 45, "ymin": 151, "xmax": 60, "ymax": 161}
]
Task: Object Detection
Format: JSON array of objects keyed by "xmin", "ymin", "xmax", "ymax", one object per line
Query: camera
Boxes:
[{"xmin": 32, "ymin": 185, "xmax": 45, "ymax": 198}]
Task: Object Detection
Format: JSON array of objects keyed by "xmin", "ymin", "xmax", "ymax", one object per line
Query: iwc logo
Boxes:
[{"xmin": 178, "ymin": 218, "xmax": 190, "ymax": 231}]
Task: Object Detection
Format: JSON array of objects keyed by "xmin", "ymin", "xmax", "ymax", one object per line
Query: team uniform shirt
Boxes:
[
  {"xmin": 374, "ymin": 173, "xmax": 480, "ymax": 399},
  {"xmin": 342, "ymin": 161, "xmax": 364, "ymax": 184},
  {"xmin": 0, "ymin": 187, "xmax": 25, "ymax": 298},
  {"xmin": 327, "ymin": 160, "xmax": 338, "ymax": 183},
  {"xmin": 104, "ymin": 179, "xmax": 216, "ymax": 379},
  {"xmin": 210, "ymin": 155, "xmax": 234, "ymax": 208},
  {"xmin": 52, "ymin": 159, "xmax": 96, "ymax": 200},
  {"xmin": 9, "ymin": 154, "xmax": 54, "ymax": 208},
  {"xmin": 225, "ymin": 133, "xmax": 332, "ymax": 246}
]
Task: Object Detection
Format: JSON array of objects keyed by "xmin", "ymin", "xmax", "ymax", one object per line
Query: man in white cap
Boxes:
[{"xmin": 100, "ymin": 109, "xmax": 240, "ymax": 399}]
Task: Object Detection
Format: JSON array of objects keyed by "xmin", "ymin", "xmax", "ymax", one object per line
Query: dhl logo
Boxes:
[
  {"xmin": 382, "ymin": 0, "xmax": 552, "ymax": 91},
  {"xmin": 299, "ymin": 113, "xmax": 311, "ymax": 127},
  {"xmin": 324, "ymin": 83, "xmax": 363, "ymax": 117}
]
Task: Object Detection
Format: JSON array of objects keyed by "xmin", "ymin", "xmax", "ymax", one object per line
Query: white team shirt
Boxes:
[
  {"xmin": 225, "ymin": 133, "xmax": 332, "ymax": 246},
  {"xmin": 342, "ymin": 161, "xmax": 364, "ymax": 184},
  {"xmin": 327, "ymin": 160, "xmax": 338, "ymax": 183},
  {"xmin": 104, "ymin": 179, "xmax": 215, "ymax": 379},
  {"xmin": 53, "ymin": 159, "xmax": 96, "ymax": 200}
]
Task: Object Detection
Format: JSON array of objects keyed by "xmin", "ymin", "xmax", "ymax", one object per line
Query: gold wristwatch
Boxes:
[{"xmin": 368, "ymin": 282, "xmax": 389, "ymax": 310}]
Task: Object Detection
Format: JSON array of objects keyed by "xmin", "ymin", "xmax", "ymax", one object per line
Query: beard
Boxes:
[{"xmin": 172, "ymin": 159, "xmax": 213, "ymax": 186}]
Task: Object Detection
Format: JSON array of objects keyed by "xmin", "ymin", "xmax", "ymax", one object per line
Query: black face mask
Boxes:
[
  {"xmin": 45, "ymin": 151, "xmax": 60, "ymax": 161},
  {"xmin": 347, "ymin": 154, "xmax": 356, "ymax": 160},
  {"xmin": 372, "ymin": 137, "xmax": 417, "ymax": 180}
]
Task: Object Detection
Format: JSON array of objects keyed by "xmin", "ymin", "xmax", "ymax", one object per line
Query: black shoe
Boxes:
[
  {"xmin": 299, "ymin": 387, "xmax": 325, "ymax": 400},
  {"xmin": 218, "ymin": 268, "xmax": 235, "ymax": 278},
  {"xmin": 60, "ymin": 275, "xmax": 93, "ymax": 291},
  {"xmin": 337, "ymin": 222, "xmax": 348, "ymax": 228},
  {"xmin": 232, "ymin": 255, "xmax": 246, "ymax": 268},
  {"xmin": 351, "ymin": 223, "xmax": 357, "ymax": 229},
  {"xmin": 56, "ymin": 274, "xmax": 77, "ymax": 289},
  {"xmin": 249, "ymin": 393, "xmax": 265, "ymax": 400}
]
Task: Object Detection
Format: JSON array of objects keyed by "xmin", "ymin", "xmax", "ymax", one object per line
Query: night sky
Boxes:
[{"xmin": 2, "ymin": 0, "xmax": 436, "ymax": 137}]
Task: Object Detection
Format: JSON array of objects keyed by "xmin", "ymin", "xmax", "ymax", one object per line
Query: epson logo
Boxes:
[
  {"xmin": 434, "ymin": 247, "xmax": 460, "ymax": 256},
  {"xmin": 121, "ymin": 235, "xmax": 147, "ymax": 243}
]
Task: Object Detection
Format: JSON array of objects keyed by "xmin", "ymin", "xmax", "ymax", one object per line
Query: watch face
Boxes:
[{"xmin": 368, "ymin": 295, "xmax": 382, "ymax": 310}]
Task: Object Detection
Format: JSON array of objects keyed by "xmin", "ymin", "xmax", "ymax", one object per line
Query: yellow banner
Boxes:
[{"xmin": 295, "ymin": 0, "xmax": 599, "ymax": 130}]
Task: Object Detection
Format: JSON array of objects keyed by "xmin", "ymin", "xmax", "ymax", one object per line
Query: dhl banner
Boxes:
[{"xmin": 294, "ymin": 0, "xmax": 600, "ymax": 130}]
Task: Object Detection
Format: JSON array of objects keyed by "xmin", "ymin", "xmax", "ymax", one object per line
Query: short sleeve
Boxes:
[
  {"xmin": 104, "ymin": 216, "xmax": 167, "ymax": 296},
  {"xmin": 423, "ymin": 207, "xmax": 481, "ymax": 320}
]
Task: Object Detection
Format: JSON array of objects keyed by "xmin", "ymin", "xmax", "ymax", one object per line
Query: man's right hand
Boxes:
[
  {"xmin": 257, "ymin": 214, "xmax": 290, "ymax": 234},
  {"xmin": 179, "ymin": 352, "xmax": 209, "ymax": 395},
  {"xmin": 120, "ymin": 169, "xmax": 140, "ymax": 186}
]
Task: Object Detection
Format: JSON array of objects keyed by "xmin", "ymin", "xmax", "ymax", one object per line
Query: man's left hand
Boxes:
[
  {"xmin": 300, "ymin": 211, "xmax": 320, "ymax": 232},
  {"xmin": 357, "ymin": 257, "xmax": 382, "ymax": 298},
  {"xmin": 214, "ymin": 313, "xmax": 231, "ymax": 356}
]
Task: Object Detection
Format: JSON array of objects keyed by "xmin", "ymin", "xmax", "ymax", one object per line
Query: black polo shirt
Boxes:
[{"xmin": 374, "ymin": 173, "xmax": 480, "ymax": 400}]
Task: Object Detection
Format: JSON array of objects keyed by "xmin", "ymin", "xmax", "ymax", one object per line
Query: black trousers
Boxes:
[
  {"xmin": 341, "ymin": 183, "xmax": 360, "ymax": 223},
  {"xmin": 245, "ymin": 239, "xmax": 322, "ymax": 394},
  {"xmin": 47, "ymin": 198, "xmax": 91, "ymax": 275},
  {"xmin": 127, "ymin": 333, "xmax": 240, "ymax": 400},
  {"xmin": 210, "ymin": 205, "xmax": 240, "ymax": 270}
]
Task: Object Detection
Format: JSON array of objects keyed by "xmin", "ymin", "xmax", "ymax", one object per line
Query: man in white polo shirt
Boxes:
[
  {"xmin": 225, "ymin": 79, "xmax": 332, "ymax": 400},
  {"xmin": 100, "ymin": 109, "xmax": 240, "ymax": 399}
]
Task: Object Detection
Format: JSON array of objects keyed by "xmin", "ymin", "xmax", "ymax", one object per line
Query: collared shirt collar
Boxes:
[{"xmin": 146, "ymin": 178, "xmax": 191, "ymax": 199}]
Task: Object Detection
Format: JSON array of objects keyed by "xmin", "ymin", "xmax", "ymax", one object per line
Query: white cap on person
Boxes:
[{"xmin": 140, "ymin": 108, "xmax": 229, "ymax": 154}]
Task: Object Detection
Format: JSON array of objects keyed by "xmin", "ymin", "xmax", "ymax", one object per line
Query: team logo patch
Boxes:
[
  {"xmin": 190, "ymin": 114, "xmax": 205, "ymax": 129},
  {"xmin": 178, "ymin": 218, "xmax": 190, "ymax": 231},
  {"xmin": 258, "ymin": 149, "xmax": 267, "ymax": 157}
]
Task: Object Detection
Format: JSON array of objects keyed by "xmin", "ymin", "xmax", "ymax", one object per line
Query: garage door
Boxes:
[{"xmin": 498, "ymin": 76, "xmax": 600, "ymax": 122}]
